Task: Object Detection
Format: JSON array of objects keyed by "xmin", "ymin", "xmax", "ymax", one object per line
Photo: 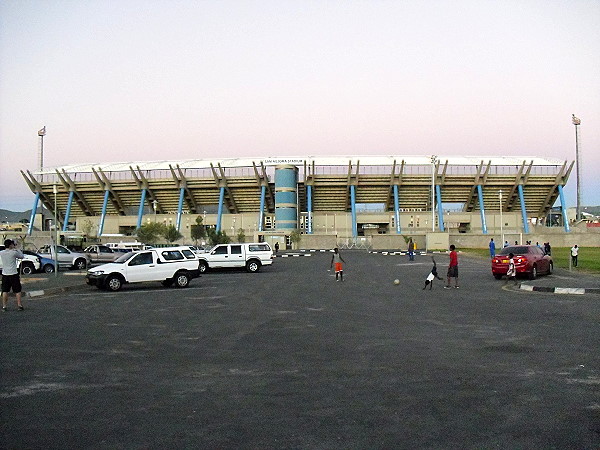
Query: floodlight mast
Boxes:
[
  {"xmin": 431, "ymin": 155, "xmax": 437, "ymax": 232},
  {"xmin": 572, "ymin": 114, "xmax": 581, "ymax": 221},
  {"xmin": 38, "ymin": 126, "xmax": 46, "ymax": 181}
]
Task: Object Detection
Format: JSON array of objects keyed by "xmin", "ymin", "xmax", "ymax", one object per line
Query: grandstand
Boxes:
[{"xmin": 21, "ymin": 155, "xmax": 573, "ymax": 243}]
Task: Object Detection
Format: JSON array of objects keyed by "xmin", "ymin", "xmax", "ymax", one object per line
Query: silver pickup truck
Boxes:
[{"xmin": 84, "ymin": 245, "xmax": 120, "ymax": 264}]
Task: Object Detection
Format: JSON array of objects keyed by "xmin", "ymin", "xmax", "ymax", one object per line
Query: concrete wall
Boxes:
[
  {"xmin": 47, "ymin": 211, "xmax": 599, "ymax": 250},
  {"xmin": 298, "ymin": 234, "xmax": 338, "ymax": 250}
]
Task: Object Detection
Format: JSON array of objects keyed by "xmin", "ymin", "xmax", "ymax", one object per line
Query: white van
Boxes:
[{"xmin": 197, "ymin": 243, "xmax": 273, "ymax": 273}]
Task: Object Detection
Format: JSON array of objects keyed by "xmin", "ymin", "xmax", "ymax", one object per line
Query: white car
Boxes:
[
  {"xmin": 197, "ymin": 242, "xmax": 273, "ymax": 273},
  {"xmin": 0, "ymin": 245, "xmax": 41, "ymax": 275},
  {"xmin": 86, "ymin": 246, "xmax": 201, "ymax": 291}
]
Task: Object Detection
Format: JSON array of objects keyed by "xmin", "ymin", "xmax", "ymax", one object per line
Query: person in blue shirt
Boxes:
[{"xmin": 489, "ymin": 238, "xmax": 496, "ymax": 258}]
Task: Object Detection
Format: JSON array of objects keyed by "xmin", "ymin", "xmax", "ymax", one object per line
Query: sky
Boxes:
[{"xmin": 1, "ymin": 0, "xmax": 599, "ymax": 211}]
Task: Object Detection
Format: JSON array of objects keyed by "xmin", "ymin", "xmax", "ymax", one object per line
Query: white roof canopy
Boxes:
[{"xmin": 33, "ymin": 155, "xmax": 567, "ymax": 175}]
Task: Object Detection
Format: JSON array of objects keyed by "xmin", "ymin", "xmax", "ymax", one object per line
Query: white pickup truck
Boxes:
[
  {"xmin": 197, "ymin": 243, "xmax": 273, "ymax": 273},
  {"xmin": 86, "ymin": 246, "xmax": 200, "ymax": 291}
]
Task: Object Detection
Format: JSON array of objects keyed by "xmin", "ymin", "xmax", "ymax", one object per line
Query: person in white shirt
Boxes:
[
  {"xmin": 571, "ymin": 244, "xmax": 579, "ymax": 267},
  {"xmin": 1, "ymin": 239, "xmax": 24, "ymax": 311},
  {"xmin": 505, "ymin": 253, "xmax": 517, "ymax": 285}
]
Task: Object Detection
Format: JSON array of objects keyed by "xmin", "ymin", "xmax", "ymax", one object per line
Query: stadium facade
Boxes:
[{"xmin": 21, "ymin": 155, "xmax": 574, "ymax": 248}]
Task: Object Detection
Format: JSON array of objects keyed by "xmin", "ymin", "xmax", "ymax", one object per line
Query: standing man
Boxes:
[
  {"xmin": 445, "ymin": 244, "xmax": 459, "ymax": 289},
  {"xmin": 407, "ymin": 237, "xmax": 414, "ymax": 261},
  {"xmin": 489, "ymin": 238, "xmax": 496, "ymax": 258},
  {"xmin": 1, "ymin": 239, "xmax": 24, "ymax": 311},
  {"xmin": 571, "ymin": 244, "xmax": 579, "ymax": 267},
  {"xmin": 274, "ymin": 241, "xmax": 279, "ymax": 254},
  {"xmin": 330, "ymin": 247, "xmax": 346, "ymax": 282}
]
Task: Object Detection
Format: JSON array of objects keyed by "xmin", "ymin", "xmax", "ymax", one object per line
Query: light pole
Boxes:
[
  {"xmin": 38, "ymin": 126, "xmax": 46, "ymax": 181},
  {"xmin": 431, "ymin": 155, "xmax": 437, "ymax": 232},
  {"xmin": 152, "ymin": 200, "xmax": 158, "ymax": 222},
  {"xmin": 499, "ymin": 190, "xmax": 504, "ymax": 245},
  {"xmin": 572, "ymin": 114, "xmax": 581, "ymax": 221},
  {"xmin": 53, "ymin": 182, "xmax": 58, "ymax": 277}
]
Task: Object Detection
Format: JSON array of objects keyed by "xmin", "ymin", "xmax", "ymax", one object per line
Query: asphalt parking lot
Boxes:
[{"xmin": 1, "ymin": 251, "xmax": 599, "ymax": 449}]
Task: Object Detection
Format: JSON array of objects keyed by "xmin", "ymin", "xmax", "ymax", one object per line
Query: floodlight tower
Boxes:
[
  {"xmin": 431, "ymin": 155, "xmax": 437, "ymax": 231},
  {"xmin": 572, "ymin": 114, "xmax": 581, "ymax": 221},
  {"xmin": 38, "ymin": 126, "xmax": 46, "ymax": 180}
]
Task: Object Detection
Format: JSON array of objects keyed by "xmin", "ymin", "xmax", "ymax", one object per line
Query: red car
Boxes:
[{"xmin": 492, "ymin": 245, "xmax": 553, "ymax": 280}]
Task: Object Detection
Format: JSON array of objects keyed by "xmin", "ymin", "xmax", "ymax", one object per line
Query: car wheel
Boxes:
[
  {"xmin": 174, "ymin": 272, "xmax": 190, "ymax": 288},
  {"xmin": 105, "ymin": 275, "xmax": 123, "ymax": 292},
  {"xmin": 547, "ymin": 262, "xmax": 553, "ymax": 275},
  {"xmin": 20, "ymin": 262, "xmax": 35, "ymax": 275},
  {"xmin": 529, "ymin": 265, "xmax": 537, "ymax": 280},
  {"xmin": 198, "ymin": 261, "xmax": 208, "ymax": 273},
  {"xmin": 74, "ymin": 258, "xmax": 87, "ymax": 270},
  {"xmin": 494, "ymin": 274, "xmax": 503, "ymax": 280},
  {"xmin": 246, "ymin": 260, "xmax": 260, "ymax": 273},
  {"xmin": 43, "ymin": 263, "xmax": 55, "ymax": 274},
  {"xmin": 161, "ymin": 279, "xmax": 174, "ymax": 287}
]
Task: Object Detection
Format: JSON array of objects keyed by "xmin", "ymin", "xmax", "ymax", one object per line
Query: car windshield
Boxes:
[
  {"xmin": 498, "ymin": 246, "xmax": 530, "ymax": 256},
  {"xmin": 114, "ymin": 252, "xmax": 136, "ymax": 264}
]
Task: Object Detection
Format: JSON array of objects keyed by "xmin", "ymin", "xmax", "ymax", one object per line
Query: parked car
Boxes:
[
  {"xmin": 197, "ymin": 243, "xmax": 273, "ymax": 273},
  {"xmin": 22, "ymin": 250, "xmax": 56, "ymax": 273},
  {"xmin": 0, "ymin": 246, "xmax": 41, "ymax": 275},
  {"xmin": 38, "ymin": 245, "xmax": 91, "ymax": 270},
  {"xmin": 492, "ymin": 245, "xmax": 553, "ymax": 280},
  {"xmin": 86, "ymin": 246, "xmax": 200, "ymax": 291},
  {"xmin": 84, "ymin": 245, "xmax": 119, "ymax": 264}
]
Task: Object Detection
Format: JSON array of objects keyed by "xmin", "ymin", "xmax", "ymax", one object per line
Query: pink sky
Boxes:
[{"xmin": 1, "ymin": 0, "xmax": 599, "ymax": 211}]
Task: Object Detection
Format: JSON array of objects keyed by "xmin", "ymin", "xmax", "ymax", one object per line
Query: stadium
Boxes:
[{"xmin": 21, "ymin": 155, "xmax": 576, "ymax": 249}]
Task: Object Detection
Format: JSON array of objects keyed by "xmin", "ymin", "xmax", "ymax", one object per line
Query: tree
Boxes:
[
  {"xmin": 81, "ymin": 219, "xmax": 96, "ymax": 238},
  {"xmin": 236, "ymin": 228, "xmax": 246, "ymax": 243},
  {"xmin": 136, "ymin": 222, "xmax": 166, "ymax": 244},
  {"xmin": 289, "ymin": 230, "xmax": 301, "ymax": 249},
  {"xmin": 190, "ymin": 216, "xmax": 207, "ymax": 244},
  {"xmin": 207, "ymin": 228, "xmax": 231, "ymax": 245},
  {"xmin": 164, "ymin": 225, "xmax": 183, "ymax": 243}
]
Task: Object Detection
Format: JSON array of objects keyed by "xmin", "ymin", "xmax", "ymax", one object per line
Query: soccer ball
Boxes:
[{"xmin": 393, "ymin": 279, "xmax": 400, "ymax": 285}]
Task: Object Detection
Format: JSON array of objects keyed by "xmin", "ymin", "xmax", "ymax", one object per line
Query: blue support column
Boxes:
[
  {"xmin": 216, "ymin": 187, "xmax": 225, "ymax": 232},
  {"xmin": 98, "ymin": 190, "xmax": 109, "ymax": 236},
  {"xmin": 350, "ymin": 185, "xmax": 357, "ymax": 237},
  {"xmin": 436, "ymin": 185, "xmax": 445, "ymax": 232},
  {"xmin": 393, "ymin": 185, "xmax": 401, "ymax": 234},
  {"xmin": 136, "ymin": 189, "xmax": 147, "ymax": 229},
  {"xmin": 307, "ymin": 185, "xmax": 313, "ymax": 234},
  {"xmin": 258, "ymin": 186, "xmax": 266, "ymax": 232},
  {"xmin": 477, "ymin": 185, "xmax": 488, "ymax": 234},
  {"xmin": 517, "ymin": 185, "xmax": 530, "ymax": 234},
  {"xmin": 62, "ymin": 191, "xmax": 75, "ymax": 232},
  {"xmin": 176, "ymin": 187, "xmax": 185, "ymax": 231},
  {"xmin": 558, "ymin": 185, "xmax": 571, "ymax": 232},
  {"xmin": 28, "ymin": 193, "xmax": 40, "ymax": 235}
]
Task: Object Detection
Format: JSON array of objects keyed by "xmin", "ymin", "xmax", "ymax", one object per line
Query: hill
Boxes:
[{"xmin": 0, "ymin": 209, "xmax": 33, "ymax": 223}]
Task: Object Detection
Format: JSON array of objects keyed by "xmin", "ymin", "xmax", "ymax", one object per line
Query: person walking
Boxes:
[
  {"xmin": 505, "ymin": 252, "xmax": 517, "ymax": 285},
  {"xmin": 408, "ymin": 238, "xmax": 414, "ymax": 261},
  {"xmin": 489, "ymin": 238, "xmax": 496, "ymax": 258},
  {"xmin": 274, "ymin": 242, "xmax": 279, "ymax": 254},
  {"xmin": 571, "ymin": 244, "xmax": 579, "ymax": 267},
  {"xmin": 330, "ymin": 247, "xmax": 346, "ymax": 282},
  {"xmin": 445, "ymin": 244, "xmax": 459, "ymax": 289},
  {"xmin": 1, "ymin": 239, "xmax": 25, "ymax": 311}
]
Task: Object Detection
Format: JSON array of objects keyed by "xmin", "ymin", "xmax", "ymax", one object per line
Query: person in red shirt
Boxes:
[{"xmin": 445, "ymin": 244, "xmax": 459, "ymax": 289}]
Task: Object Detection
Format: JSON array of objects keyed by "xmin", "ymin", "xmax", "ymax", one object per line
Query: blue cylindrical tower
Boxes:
[{"xmin": 274, "ymin": 165, "xmax": 298, "ymax": 230}]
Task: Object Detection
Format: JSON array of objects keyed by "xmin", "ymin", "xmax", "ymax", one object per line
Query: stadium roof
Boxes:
[{"xmin": 33, "ymin": 155, "xmax": 567, "ymax": 175}]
